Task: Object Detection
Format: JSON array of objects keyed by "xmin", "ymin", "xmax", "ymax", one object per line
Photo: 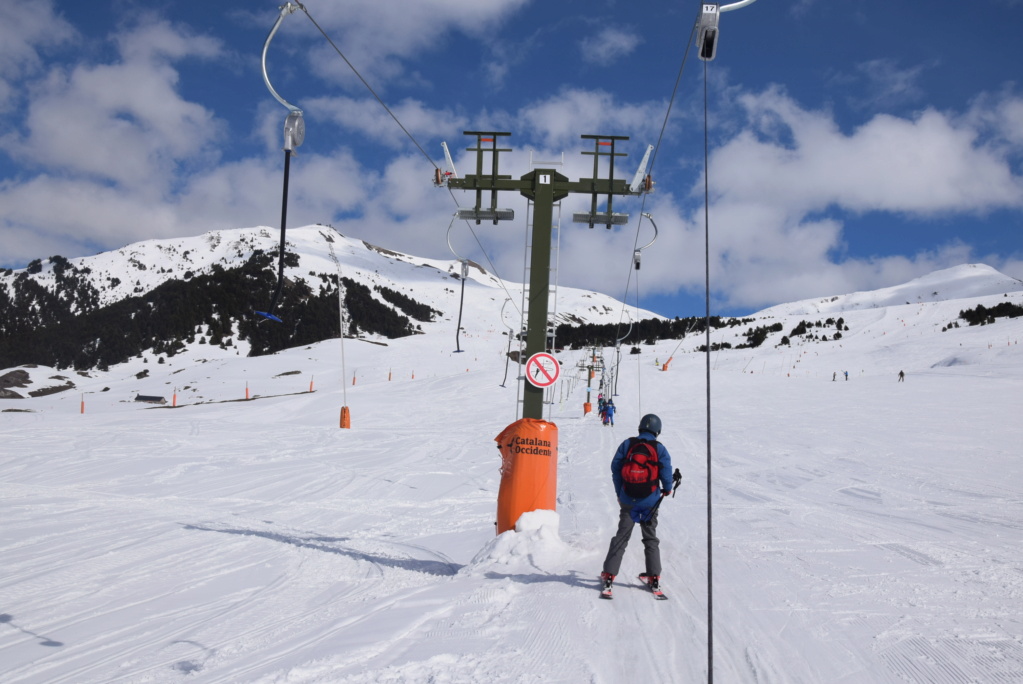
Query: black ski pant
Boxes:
[{"xmin": 601, "ymin": 501, "xmax": 661, "ymax": 577}]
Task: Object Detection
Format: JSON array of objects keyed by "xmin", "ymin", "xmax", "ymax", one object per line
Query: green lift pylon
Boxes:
[{"xmin": 441, "ymin": 131, "xmax": 653, "ymax": 420}]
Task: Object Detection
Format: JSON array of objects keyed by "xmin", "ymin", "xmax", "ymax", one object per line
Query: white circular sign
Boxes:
[{"xmin": 525, "ymin": 352, "xmax": 560, "ymax": 388}]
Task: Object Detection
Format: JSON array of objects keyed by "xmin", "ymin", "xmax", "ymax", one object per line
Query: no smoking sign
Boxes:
[{"xmin": 525, "ymin": 352, "xmax": 560, "ymax": 388}]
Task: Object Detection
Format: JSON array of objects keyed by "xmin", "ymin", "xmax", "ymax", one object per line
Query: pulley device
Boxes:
[
  {"xmin": 255, "ymin": 2, "xmax": 306, "ymax": 322},
  {"xmin": 696, "ymin": 0, "xmax": 760, "ymax": 62}
]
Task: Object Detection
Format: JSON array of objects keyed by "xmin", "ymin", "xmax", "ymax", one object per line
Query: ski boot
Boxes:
[{"xmin": 599, "ymin": 572, "xmax": 615, "ymax": 599}]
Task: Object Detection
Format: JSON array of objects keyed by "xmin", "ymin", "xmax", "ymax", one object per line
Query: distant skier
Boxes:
[
  {"xmin": 600, "ymin": 414, "xmax": 677, "ymax": 599},
  {"xmin": 603, "ymin": 400, "xmax": 616, "ymax": 427},
  {"xmin": 833, "ymin": 371, "xmax": 836, "ymax": 382},
  {"xmin": 898, "ymin": 370, "xmax": 905, "ymax": 382},
  {"xmin": 844, "ymin": 370, "xmax": 849, "ymax": 381}
]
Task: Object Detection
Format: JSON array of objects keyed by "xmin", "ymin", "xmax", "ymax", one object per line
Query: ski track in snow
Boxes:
[{"xmin": 3, "ymin": 296, "xmax": 1023, "ymax": 683}]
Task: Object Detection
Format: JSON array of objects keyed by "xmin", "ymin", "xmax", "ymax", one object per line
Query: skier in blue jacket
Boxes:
[
  {"xmin": 603, "ymin": 400, "xmax": 615, "ymax": 426},
  {"xmin": 600, "ymin": 413, "xmax": 674, "ymax": 597}
]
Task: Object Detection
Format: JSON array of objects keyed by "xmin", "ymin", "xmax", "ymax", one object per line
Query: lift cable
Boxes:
[
  {"xmin": 262, "ymin": 2, "xmax": 522, "ymax": 334},
  {"xmin": 696, "ymin": 4, "xmax": 763, "ymax": 680},
  {"xmin": 294, "ymin": 3, "xmax": 439, "ymax": 171},
  {"xmin": 611, "ymin": 10, "xmax": 699, "ymax": 345},
  {"xmin": 702, "ymin": 57, "xmax": 716, "ymax": 684}
]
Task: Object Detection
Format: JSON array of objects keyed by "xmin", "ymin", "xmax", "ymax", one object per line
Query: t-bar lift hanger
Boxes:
[{"xmin": 255, "ymin": 2, "xmax": 306, "ymax": 322}]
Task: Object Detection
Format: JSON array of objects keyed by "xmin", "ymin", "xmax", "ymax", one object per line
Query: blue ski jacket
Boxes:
[{"xmin": 610, "ymin": 430, "xmax": 673, "ymax": 510}]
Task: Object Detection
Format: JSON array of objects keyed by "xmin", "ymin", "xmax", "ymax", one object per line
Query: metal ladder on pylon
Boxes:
[{"xmin": 515, "ymin": 151, "xmax": 565, "ymax": 420}]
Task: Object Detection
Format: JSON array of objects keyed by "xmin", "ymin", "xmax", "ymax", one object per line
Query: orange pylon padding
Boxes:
[
  {"xmin": 495, "ymin": 418, "xmax": 558, "ymax": 535},
  {"xmin": 583, "ymin": 402, "xmax": 592, "ymax": 415},
  {"xmin": 340, "ymin": 406, "xmax": 351, "ymax": 429},
  {"xmin": 661, "ymin": 356, "xmax": 673, "ymax": 371}
]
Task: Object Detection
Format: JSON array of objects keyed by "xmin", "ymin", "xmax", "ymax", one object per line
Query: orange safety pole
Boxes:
[
  {"xmin": 80, "ymin": 394, "xmax": 85, "ymax": 414},
  {"xmin": 339, "ymin": 406, "xmax": 351, "ymax": 428},
  {"xmin": 245, "ymin": 382, "xmax": 250, "ymax": 400},
  {"xmin": 388, "ymin": 369, "xmax": 392, "ymax": 381},
  {"xmin": 173, "ymin": 391, "xmax": 177, "ymax": 407},
  {"xmin": 309, "ymin": 376, "xmax": 315, "ymax": 392},
  {"xmin": 352, "ymin": 374, "xmax": 356, "ymax": 386}
]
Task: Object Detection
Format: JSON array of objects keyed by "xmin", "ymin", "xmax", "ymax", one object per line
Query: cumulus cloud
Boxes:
[
  {"xmin": 519, "ymin": 88, "xmax": 667, "ymax": 149},
  {"xmin": 579, "ymin": 28, "xmax": 642, "ymax": 66},
  {"xmin": 0, "ymin": 18, "xmax": 224, "ymax": 194},
  {"xmin": 305, "ymin": 95, "xmax": 469, "ymax": 149},
  {"xmin": 714, "ymin": 86, "xmax": 1023, "ymax": 216},
  {"xmin": 285, "ymin": 0, "xmax": 531, "ymax": 90},
  {"xmin": 679, "ymin": 86, "xmax": 1023, "ymax": 309},
  {"xmin": 0, "ymin": 0, "xmax": 76, "ymax": 111}
]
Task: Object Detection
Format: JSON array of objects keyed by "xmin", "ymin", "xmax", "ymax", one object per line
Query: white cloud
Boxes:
[
  {"xmin": 0, "ymin": 0, "xmax": 76, "ymax": 111},
  {"xmin": 518, "ymin": 88, "xmax": 668, "ymax": 149},
  {"xmin": 287, "ymin": 0, "xmax": 531, "ymax": 89},
  {"xmin": 851, "ymin": 59, "xmax": 928, "ymax": 110},
  {"xmin": 715, "ymin": 86, "xmax": 1023, "ymax": 216},
  {"xmin": 1, "ymin": 18, "xmax": 224, "ymax": 194},
  {"xmin": 304, "ymin": 95, "xmax": 470, "ymax": 149},
  {"xmin": 579, "ymin": 28, "xmax": 642, "ymax": 66}
]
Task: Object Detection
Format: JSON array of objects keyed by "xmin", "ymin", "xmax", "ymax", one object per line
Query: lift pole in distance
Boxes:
[{"xmin": 440, "ymin": 131, "xmax": 653, "ymax": 420}]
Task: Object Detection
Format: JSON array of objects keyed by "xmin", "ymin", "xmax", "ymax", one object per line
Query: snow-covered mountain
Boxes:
[
  {"xmin": 756, "ymin": 263, "xmax": 1023, "ymax": 317},
  {"xmin": 1, "ymin": 224, "xmax": 662, "ymax": 327},
  {"xmin": 0, "ymin": 225, "xmax": 664, "ymax": 371}
]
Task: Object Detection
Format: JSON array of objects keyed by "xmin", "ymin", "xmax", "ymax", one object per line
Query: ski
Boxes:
[
  {"xmin": 599, "ymin": 586, "xmax": 613, "ymax": 600},
  {"xmin": 639, "ymin": 573, "xmax": 668, "ymax": 600}
]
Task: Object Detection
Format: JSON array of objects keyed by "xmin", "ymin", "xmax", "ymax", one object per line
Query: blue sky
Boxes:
[{"xmin": 1, "ymin": 0, "xmax": 1021, "ymax": 318}]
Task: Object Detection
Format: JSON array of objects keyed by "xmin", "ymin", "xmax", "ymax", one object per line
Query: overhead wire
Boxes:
[
  {"xmin": 295, "ymin": 3, "xmax": 438, "ymax": 172},
  {"xmin": 702, "ymin": 56, "xmax": 715, "ymax": 684},
  {"xmin": 291, "ymin": 2, "xmax": 523, "ymax": 323},
  {"xmin": 611, "ymin": 13, "xmax": 701, "ymax": 416}
]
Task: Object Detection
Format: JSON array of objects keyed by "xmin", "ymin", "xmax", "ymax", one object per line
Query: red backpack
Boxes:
[{"xmin": 621, "ymin": 438, "xmax": 660, "ymax": 498}]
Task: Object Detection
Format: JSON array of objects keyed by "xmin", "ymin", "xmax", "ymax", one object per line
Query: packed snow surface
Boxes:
[{"xmin": 3, "ymin": 269, "xmax": 1023, "ymax": 683}]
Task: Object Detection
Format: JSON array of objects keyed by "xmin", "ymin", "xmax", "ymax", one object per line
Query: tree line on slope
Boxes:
[{"xmin": 0, "ymin": 252, "xmax": 436, "ymax": 371}]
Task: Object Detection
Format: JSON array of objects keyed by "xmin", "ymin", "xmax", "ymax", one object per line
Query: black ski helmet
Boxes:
[{"xmin": 638, "ymin": 414, "xmax": 661, "ymax": 436}]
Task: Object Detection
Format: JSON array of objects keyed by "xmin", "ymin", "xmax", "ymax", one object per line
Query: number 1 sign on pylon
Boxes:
[{"xmin": 525, "ymin": 352, "xmax": 560, "ymax": 388}]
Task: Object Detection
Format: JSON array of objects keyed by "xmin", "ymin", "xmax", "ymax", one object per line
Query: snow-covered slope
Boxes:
[
  {"xmin": 2, "ymin": 261, "xmax": 1023, "ymax": 683},
  {"xmin": 756, "ymin": 263, "xmax": 1023, "ymax": 317}
]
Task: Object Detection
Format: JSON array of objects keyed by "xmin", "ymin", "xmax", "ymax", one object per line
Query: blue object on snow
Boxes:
[{"xmin": 255, "ymin": 311, "xmax": 283, "ymax": 323}]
